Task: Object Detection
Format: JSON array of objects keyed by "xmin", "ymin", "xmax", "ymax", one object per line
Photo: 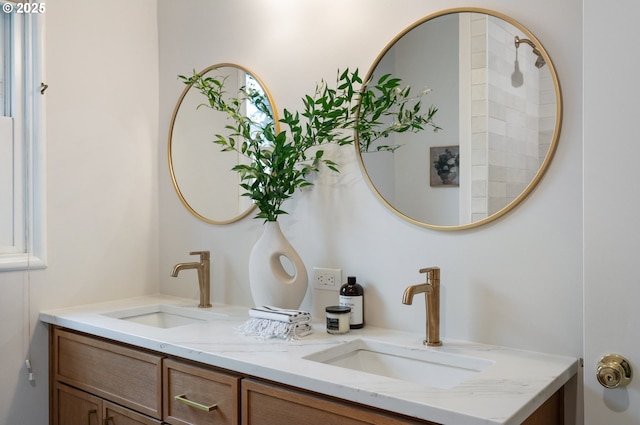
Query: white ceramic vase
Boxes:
[{"xmin": 248, "ymin": 221, "xmax": 308, "ymax": 309}]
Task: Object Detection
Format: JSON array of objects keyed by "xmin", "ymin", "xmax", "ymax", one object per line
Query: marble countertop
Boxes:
[{"xmin": 40, "ymin": 295, "xmax": 578, "ymax": 425}]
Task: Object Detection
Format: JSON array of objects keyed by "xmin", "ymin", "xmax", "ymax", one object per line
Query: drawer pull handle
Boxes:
[
  {"xmin": 174, "ymin": 394, "xmax": 218, "ymax": 412},
  {"xmin": 87, "ymin": 409, "xmax": 97, "ymax": 425}
]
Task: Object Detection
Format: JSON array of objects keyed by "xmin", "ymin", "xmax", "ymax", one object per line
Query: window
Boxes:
[{"xmin": 0, "ymin": 2, "xmax": 45, "ymax": 271}]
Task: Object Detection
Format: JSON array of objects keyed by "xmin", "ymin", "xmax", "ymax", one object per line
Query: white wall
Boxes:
[
  {"xmin": 158, "ymin": 0, "xmax": 582, "ymax": 357},
  {"xmin": 0, "ymin": 1, "xmax": 160, "ymax": 424},
  {"xmin": 583, "ymin": 1, "xmax": 640, "ymax": 423}
]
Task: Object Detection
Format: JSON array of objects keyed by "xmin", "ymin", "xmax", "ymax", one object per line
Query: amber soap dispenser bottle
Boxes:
[{"xmin": 339, "ymin": 276, "xmax": 364, "ymax": 329}]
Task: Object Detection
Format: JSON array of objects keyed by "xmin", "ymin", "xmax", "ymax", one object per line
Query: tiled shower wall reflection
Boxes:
[{"xmin": 469, "ymin": 14, "xmax": 551, "ymax": 220}]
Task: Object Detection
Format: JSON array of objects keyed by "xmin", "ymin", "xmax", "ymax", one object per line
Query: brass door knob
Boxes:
[{"xmin": 597, "ymin": 354, "xmax": 632, "ymax": 389}]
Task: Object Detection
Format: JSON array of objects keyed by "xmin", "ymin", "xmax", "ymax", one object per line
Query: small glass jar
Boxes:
[{"xmin": 325, "ymin": 306, "xmax": 351, "ymax": 334}]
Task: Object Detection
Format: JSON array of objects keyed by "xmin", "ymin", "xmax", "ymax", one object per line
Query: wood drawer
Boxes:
[
  {"xmin": 52, "ymin": 327, "xmax": 163, "ymax": 419},
  {"xmin": 241, "ymin": 379, "xmax": 434, "ymax": 425},
  {"xmin": 54, "ymin": 381, "xmax": 102, "ymax": 425},
  {"xmin": 163, "ymin": 358, "xmax": 240, "ymax": 425},
  {"xmin": 104, "ymin": 400, "xmax": 162, "ymax": 425},
  {"xmin": 54, "ymin": 382, "xmax": 161, "ymax": 425}
]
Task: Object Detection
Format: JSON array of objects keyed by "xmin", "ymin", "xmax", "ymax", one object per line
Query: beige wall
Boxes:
[{"xmin": 0, "ymin": 1, "xmax": 159, "ymax": 424}]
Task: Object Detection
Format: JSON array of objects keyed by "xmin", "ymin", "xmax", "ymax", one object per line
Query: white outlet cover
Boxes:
[{"xmin": 313, "ymin": 267, "xmax": 342, "ymax": 291}]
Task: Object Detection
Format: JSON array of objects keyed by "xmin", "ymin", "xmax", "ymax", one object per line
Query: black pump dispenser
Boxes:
[{"xmin": 339, "ymin": 276, "xmax": 364, "ymax": 328}]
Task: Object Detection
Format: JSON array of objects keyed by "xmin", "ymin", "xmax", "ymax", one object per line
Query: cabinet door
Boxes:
[
  {"xmin": 163, "ymin": 358, "xmax": 240, "ymax": 425},
  {"xmin": 521, "ymin": 388, "xmax": 564, "ymax": 425},
  {"xmin": 54, "ymin": 382, "xmax": 102, "ymax": 425},
  {"xmin": 52, "ymin": 327, "xmax": 163, "ymax": 419},
  {"xmin": 104, "ymin": 400, "xmax": 162, "ymax": 425},
  {"xmin": 241, "ymin": 379, "xmax": 433, "ymax": 425}
]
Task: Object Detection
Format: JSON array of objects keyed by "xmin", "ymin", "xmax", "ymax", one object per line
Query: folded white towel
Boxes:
[
  {"xmin": 237, "ymin": 317, "xmax": 313, "ymax": 340},
  {"xmin": 249, "ymin": 305, "xmax": 312, "ymax": 323}
]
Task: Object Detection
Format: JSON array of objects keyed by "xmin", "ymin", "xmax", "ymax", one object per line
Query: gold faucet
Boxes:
[
  {"xmin": 171, "ymin": 251, "xmax": 211, "ymax": 308},
  {"xmin": 402, "ymin": 267, "xmax": 442, "ymax": 346}
]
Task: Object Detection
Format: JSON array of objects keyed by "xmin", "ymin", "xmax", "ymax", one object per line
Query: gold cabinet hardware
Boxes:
[
  {"xmin": 597, "ymin": 354, "xmax": 632, "ymax": 389},
  {"xmin": 174, "ymin": 394, "xmax": 218, "ymax": 412},
  {"xmin": 87, "ymin": 409, "xmax": 97, "ymax": 425}
]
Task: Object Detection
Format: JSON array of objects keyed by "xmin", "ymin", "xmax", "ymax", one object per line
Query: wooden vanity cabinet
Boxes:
[
  {"xmin": 241, "ymin": 379, "xmax": 436, "ymax": 425},
  {"xmin": 50, "ymin": 326, "xmax": 563, "ymax": 425}
]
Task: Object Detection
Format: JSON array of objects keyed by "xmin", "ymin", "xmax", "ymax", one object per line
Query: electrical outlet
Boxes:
[{"xmin": 313, "ymin": 267, "xmax": 342, "ymax": 291}]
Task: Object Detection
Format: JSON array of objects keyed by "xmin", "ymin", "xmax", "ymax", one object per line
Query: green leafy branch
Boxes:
[{"xmin": 179, "ymin": 68, "xmax": 440, "ymax": 222}]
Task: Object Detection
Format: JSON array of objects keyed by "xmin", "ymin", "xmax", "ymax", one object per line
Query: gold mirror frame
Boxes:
[
  {"xmin": 356, "ymin": 8, "xmax": 562, "ymax": 231},
  {"xmin": 168, "ymin": 63, "xmax": 278, "ymax": 224}
]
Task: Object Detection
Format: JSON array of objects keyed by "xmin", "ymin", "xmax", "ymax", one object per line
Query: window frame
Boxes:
[{"xmin": 0, "ymin": 1, "xmax": 46, "ymax": 272}]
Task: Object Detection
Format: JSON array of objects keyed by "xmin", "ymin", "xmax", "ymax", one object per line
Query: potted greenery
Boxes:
[{"xmin": 179, "ymin": 68, "xmax": 439, "ymax": 308}]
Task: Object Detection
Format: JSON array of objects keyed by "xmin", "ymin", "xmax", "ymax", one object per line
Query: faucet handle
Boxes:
[
  {"xmin": 189, "ymin": 251, "xmax": 210, "ymax": 261},
  {"xmin": 419, "ymin": 267, "xmax": 439, "ymax": 274},
  {"xmin": 419, "ymin": 267, "xmax": 440, "ymax": 281}
]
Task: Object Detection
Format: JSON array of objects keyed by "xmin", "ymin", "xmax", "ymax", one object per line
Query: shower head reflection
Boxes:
[
  {"xmin": 514, "ymin": 35, "xmax": 546, "ymax": 69},
  {"xmin": 511, "ymin": 46, "xmax": 524, "ymax": 87},
  {"xmin": 511, "ymin": 58, "xmax": 523, "ymax": 87}
]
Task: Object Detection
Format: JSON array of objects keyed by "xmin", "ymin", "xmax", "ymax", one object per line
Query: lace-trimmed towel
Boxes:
[
  {"xmin": 237, "ymin": 317, "xmax": 312, "ymax": 340},
  {"xmin": 237, "ymin": 306, "xmax": 313, "ymax": 340}
]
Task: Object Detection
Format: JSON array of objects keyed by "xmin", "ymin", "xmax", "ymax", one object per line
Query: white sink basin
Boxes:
[
  {"xmin": 102, "ymin": 304, "xmax": 227, "ymax": 328},
  {"xmin": 304, "ymin": 339, "xmax": 494, "ymax": 389}
]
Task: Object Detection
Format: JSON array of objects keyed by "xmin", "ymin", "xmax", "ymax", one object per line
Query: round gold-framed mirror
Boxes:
[
  {"xmin": 357, "ymin": 8, "xmax": 562, "ymax": 230},
  {"xmin": 168, "ymin": 63, "xmax": 278, "ymax": 224}
]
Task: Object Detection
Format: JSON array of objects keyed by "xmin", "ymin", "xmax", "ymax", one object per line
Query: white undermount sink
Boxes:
[
  {"xmin": 304, "ymin": 339, "xmax": 494, "ymax": 389},
  {"xmin": 102, "ymin": 304, "xmax": 227, "ymax": 328}
]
